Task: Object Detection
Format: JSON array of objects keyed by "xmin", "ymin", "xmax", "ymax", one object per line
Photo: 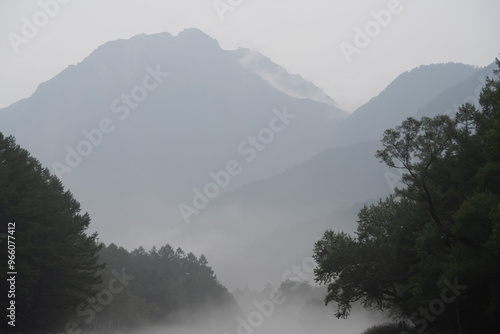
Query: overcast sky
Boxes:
[{"xmin": 1, "ymin": 0, "xmax": 499, "ymax": 112}]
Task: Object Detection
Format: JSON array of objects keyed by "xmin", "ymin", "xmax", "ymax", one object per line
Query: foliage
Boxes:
[
  {"xmin": 314, "ymin": 57, "xmax": 500, "ymax": 333},
  {"xmin": 361, "ymin": 323, "xmax": 419, "ymax": 334},
  {"xmin": 0, "ymin": 134, "xmax": 103, "ymax": 332},
  {"xmin": 73, "ymin": 242, "xmax": 237, "ymax": 331}
]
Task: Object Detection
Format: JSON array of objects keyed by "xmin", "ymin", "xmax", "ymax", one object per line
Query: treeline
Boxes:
[
  {"xmin": 0, "ymin": 133, "xmax": 234, "ymax": 333},
  {"xmin": 314, "ymin": 58, "xmax": 500, "ymax": 333},
  {"xmin": 88, "ymin": 242, "xmax": 236, "ymax": 330}
]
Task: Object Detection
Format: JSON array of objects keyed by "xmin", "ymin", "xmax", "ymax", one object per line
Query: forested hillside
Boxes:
[{"xmin": 314, "ymin": 58, "xmax": 500, "ymax": 333}]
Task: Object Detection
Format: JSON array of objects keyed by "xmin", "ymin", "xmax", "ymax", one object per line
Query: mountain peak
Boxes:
[
  {"xmin": 236, "ymin": 49, "xmax": 338, "ymax": 107},
  {"xmin": 177, "ymin": 27, "xmax": 221, "ymax": 50},
  {"xmin": 178, "ymin": 27, "xmax": 212, "ymax": 39}
]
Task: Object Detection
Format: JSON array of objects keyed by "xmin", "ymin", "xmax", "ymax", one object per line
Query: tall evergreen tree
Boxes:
[{"xmin": 0, "ymin": 134, "xmax": 103, "ymax": 333}]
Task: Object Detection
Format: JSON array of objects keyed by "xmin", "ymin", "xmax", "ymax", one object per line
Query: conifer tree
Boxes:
[{"xmin": 0, "ymin": 134, "xmax": 103, "ymax": 332}]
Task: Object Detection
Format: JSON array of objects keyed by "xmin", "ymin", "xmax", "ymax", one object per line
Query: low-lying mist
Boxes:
[{"xmin": 130, "ymin": 281, "xmax": 387, "ymax": 334}]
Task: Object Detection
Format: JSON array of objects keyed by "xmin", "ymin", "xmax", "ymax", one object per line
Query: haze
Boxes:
[{"xmin": 1, "ymin": 1, "xmax": 498, "ymax": 333}]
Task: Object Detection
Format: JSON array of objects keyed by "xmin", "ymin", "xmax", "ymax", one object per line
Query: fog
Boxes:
[
  {"xmin": 1, "ymin": 1, "xmax": 498, "ymax": 333},
  {"xmin": 127, "ymin": 285, "xmax": 387, "ymax": 334}
]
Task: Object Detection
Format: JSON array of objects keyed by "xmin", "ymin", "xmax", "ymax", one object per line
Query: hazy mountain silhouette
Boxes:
[
  {"xmin": 332, "ymin": 63, "xmax": 478, "ymax": 147},
  {"xmin": 0, "ymin": 28, "xmax": 345, "ymax": 190},
  {"xmin": 415, "ymin": 62, "xmax": 496, "ymax": 119}
]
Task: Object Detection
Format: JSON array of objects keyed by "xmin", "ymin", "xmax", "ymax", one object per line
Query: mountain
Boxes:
[
  {"xmin": 415, "ymin": 62, "xmax": 496, "ymax": 119},
  {"xmin": 0, "ymin": 28, "xmax": 346, "ymax": 252},
  {"xmin": 0, "ymin": 28, "xmax": 345, "ymax": 189},
  {"xmin": 331, "ymin": 63, "xmax": 479, "ymax": 147}
]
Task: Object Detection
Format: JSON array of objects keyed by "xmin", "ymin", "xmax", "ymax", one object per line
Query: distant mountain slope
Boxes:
[
  {"xmin": 415, "ymin": 62, "xmax": 496, "ymax": 119},
  {"xmin": 212, "ymin": 141, "xmax": 388, "ymax": 220},
  {"xmin": 332, "ymin": 63, "xmax": 478, "ymax": 147},
  {"xmin": 176, "ymin": 140, "xmax": 396, "ymax": 287}
]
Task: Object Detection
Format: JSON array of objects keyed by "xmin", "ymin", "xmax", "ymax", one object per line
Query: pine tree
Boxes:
[{"xmin": 0, "ymin": 133, "xmax": 103, "ymax": 332}]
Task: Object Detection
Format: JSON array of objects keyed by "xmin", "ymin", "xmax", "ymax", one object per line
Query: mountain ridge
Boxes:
[{"xmin": 331, "ymin": 62, "xmax": 479, "ymax": 147}]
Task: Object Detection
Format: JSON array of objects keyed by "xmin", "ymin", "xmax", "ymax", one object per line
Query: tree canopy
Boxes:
[
  {"xmin": 313, "ymin": 58, "xmax": 500, "ymax": 334},
  {"xmin": 0, "ymin": 133, "xmax": 103, "ymax": 332},
  {"xmin": 87, "ymin": 242, "xmax": 236, "ymax": 330}
]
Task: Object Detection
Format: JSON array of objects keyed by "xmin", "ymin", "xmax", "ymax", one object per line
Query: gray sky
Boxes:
[{"xmin": 1, "ymin": 0, "xmax": 499, "ymax": 112}]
